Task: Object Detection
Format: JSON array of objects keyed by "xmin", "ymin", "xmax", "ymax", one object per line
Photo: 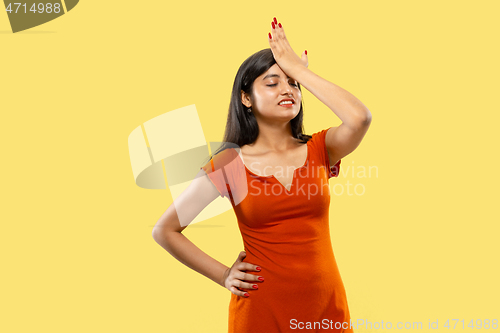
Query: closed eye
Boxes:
[{"xmin": 267, "ymin": 83, "xmax": 298, "ymax": 87}]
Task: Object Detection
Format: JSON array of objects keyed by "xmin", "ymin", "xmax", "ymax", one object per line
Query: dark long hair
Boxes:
[{"xmin": 203, "ymin": 48, "xmax": 311, "ymax": 165}]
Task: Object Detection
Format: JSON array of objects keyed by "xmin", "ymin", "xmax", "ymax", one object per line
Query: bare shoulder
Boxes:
[{"xmin": 325, "ymin": 121, "xmax": 371, "ymax": 165}]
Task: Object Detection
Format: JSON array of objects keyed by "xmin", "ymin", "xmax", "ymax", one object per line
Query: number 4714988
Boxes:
[
  {"xmin": 5, "ymin": 3, "xmax": 62, "ymax": 14},
  {"xmin": 444, "ymin": 319, "xmax": 498, "ymax": 329}
]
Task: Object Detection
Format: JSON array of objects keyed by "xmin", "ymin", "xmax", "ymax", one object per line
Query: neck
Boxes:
[{"xmin": 250, "ymin": 122, "xmax": 299, "ymax": 152}]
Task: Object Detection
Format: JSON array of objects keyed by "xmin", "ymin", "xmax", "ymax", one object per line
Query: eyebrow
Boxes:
[{"xmin": 262, "ymin": 73, "xmax": 293, "ymax": 80}]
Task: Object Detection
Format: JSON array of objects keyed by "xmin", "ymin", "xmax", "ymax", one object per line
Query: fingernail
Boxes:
[
  {"xmin": 244, "ymin": 292, "xmax": 250, "ymax": 297},
  {"xmin": 272, "ymin": 22, "xmax": 275, "ymax": 29},
  {"xmin": 253, "ymin": 285, "xmax": 258, "ymax": 289},
  {"xmin": 258, "ymin": 277, "xmax": 264, "ymax": 281},
  {"xmin": 273, "ymin": 17, "xmax": 277, "ymax": 24},
  {"xmin": 305, "ymin": 50, "xmax": 307, "ymax": 55},
  {"xmin": 268, "ymin": 33, "xmax": 272, "ymax": 39},
  {"xmin": 256, "ymin": 267, "xmax": 261, "ymax": 271},
  {"xmin": 278, "ymin": 23, "xmax": 282, "ymax": 28}
]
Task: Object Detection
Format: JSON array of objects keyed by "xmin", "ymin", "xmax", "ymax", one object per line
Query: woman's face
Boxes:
[{"xmin": 244, "ymin": 64, "xmax": 302, "ymax": 122}]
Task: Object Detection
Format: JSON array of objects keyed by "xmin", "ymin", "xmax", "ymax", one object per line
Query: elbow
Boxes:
[
  {"xmin": 152, "ymin": 228, "xmax": 159, "ymax": 244},
  {"xmin": 362, "ymin": 115, "xmax": 372, "ymax": 127},
  {"xmin": 357, "ymin": 109, "xmax": 372, "ymax": 127},
  {"xmin": 152, "ymin": 228, "xmax": 173, "ymax": 252},
  {"xmin": 348, "ymin": 110, "xmax": 372, "ymax": 130},
  {"xmin": 152, "ymin": 227, "xmax": 166, "ymax": 244},
  {"xmin": 152, "ymin": 226, "xmax": 180, "ymax": 247}
]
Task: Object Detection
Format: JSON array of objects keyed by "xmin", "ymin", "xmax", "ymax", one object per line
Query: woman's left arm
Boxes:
[
  {"xmin": 269, "ymin": 17, "xmax": 372, "ymax": 163},
  {"xmin": 292, "ymin": 65, "xmax": 372, "ymax": 126},
  {"xmin": 301, "ymin": 65, "xmax": 373, "ymax": 164}
]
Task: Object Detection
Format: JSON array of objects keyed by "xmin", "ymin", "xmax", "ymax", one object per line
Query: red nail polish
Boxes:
[
  {"xmin": 253, "ymin": 285, "xmax": 258, "ymax": 289},
  {"xmin": 272, "ymin": 22, "xmax": 275, "ymax": 29},
  {"xmin": 256, "ymin": 267, "xmax": 261, "ymax": 271},
  {"xmin": 278, "ymin": 23, "xmax": 282, "ymax": 28},
  {"xmin": 258, "ymin": 277, "xmax": 264, "ymax": 281},
  {"xmin": 268, "ymin": 32, "xmax": 272, "ymax": 39},
  {"xmin": 244, "ymin": 292, "xmax": 250, "ymax": 297},
  {"xmin": 273, "ymin": 17, "xmax": 277, "ymax": 24},
  {"xmin": 305, "ymin": 50, "xmax": 307, "ymax": 55}
]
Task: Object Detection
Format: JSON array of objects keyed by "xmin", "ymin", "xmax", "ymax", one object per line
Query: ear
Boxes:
[{"xmin": 241, "ymin": 90, "xmax": 252, "ymax": 108}]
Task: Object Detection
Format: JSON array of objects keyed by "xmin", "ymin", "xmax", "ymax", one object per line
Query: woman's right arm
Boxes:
[
  {"xmin": 151, "ymin": 168, "xmax": 263, "ymax": 295},
  {"xmin": 152, "ymin": 168, "xmax": 230, "ymax": 287}
]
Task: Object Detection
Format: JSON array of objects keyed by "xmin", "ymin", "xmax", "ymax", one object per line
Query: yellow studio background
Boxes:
[{"xmin": 1, "ymin": 1, "xmax": 499, "ymax": 332}]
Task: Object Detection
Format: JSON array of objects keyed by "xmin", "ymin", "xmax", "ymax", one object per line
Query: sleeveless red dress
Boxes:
[{"xmin": 201, "ymin": 127, "xmax": 353, "ymax": 333}]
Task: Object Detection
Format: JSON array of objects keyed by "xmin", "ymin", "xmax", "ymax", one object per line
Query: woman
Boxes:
[{"xmin": 153, "ymin": 17, "xmax": 371, "ymax": 333}]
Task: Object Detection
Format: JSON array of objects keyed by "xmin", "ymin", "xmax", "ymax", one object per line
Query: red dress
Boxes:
[{"xmin": 201, "ymin": 127, "xmax": 353, "ymax": 333}]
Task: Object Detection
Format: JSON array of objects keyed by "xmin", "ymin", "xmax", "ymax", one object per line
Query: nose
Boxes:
[{"xmin": 281, "ymin": 82, "xmax": 293, "ymax": 95}]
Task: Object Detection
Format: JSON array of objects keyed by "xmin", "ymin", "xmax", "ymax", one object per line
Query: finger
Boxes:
[
  {"xmin": 229, "ymin": 276, "xmax": 259, "ymax": 292},
  {"xmin": 235, "ymin": 262, "xmax": 252, "ymax": 272},
  {"xmin": 233, "ymin": 267, "xmax": 263, "ymax": 280},
  {"xmin": 244, "ymin": 263, "xmax": 261, "ymax": 272},
  {"xmin": 236, "ymin": 251, "xmax": 246, "ymax": 263},
  {"xmin": 268, "ymin": 31, "xmax": 275, "ymax": 52},
  {"xmin": 276, "ymin": 20, "xmax": 286, "ymax": 42},
  {"xmin": 273, "ymin": 20, "xmax": 281, "ymax": 39},
  {"xmin": 229, "ymin": 286, "xmax": 249, "ymax": 297},
  {"xmin": 237, "ymin": 262, "xmax": 261, "ymax": 271},
  {"xmin": 301, "ymin": 50, "xmax": 308, "ymax": 68},
  {"xmin": 239, "ymin": 281, "xmax": 259, "ymax": 290},
  {"xmin": 233, "ymin": 269, "xmax": 262, "ymax": 283},
  {"xmin": 231, "ymin": 276, "xmax": 244, "ymax": 288},
  {"xmin": 275, "ymin": 20, "xmax": 293, "ymax": 55},
  {"xmin": 270, "ymin": 21, "xmax": 284, "ymax": 56},
  {"xmin": 269, "ymin": 21, "xmax": 276, "ymax": 45},
  {"xmin": 242, "ymin": 271, "xmax": 264, "ymax": 282},
  {"xmin": 231, "ymin": 275, "xmax": 259, "ymax": 290},
  {"xmin": 272, "ymin": 18, "xmax": 279, "ymax": 36},
  {"xmin": 271, "ymin": 19, "xmax": 282, "ymax": 44}
]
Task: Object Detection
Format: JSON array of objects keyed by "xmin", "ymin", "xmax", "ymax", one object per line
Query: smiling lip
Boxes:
[{"xmin": 278, "ymin": 98, "xmax": 295, "ymax": 107}]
